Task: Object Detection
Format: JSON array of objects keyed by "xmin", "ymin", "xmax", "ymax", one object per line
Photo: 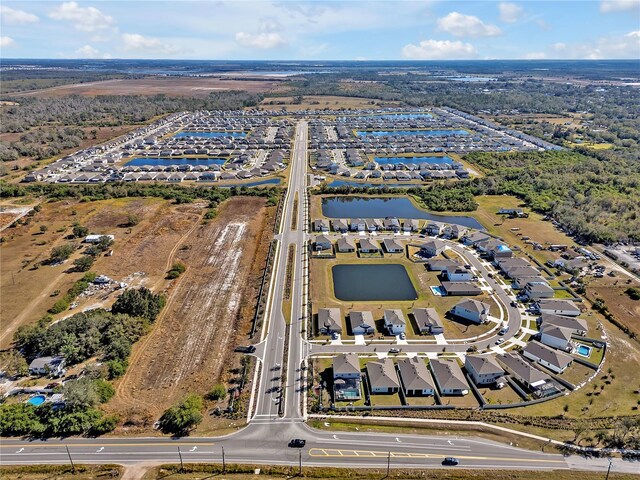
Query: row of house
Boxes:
[{"xmin": 313, "ymin": 217, "xmax": 420, "ymax": 233}]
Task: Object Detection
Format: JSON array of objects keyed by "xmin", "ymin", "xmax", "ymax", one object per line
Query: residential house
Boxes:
[
  {"xmin": 383, "ymin": 238, "xmax": 404, "ymax": 253},
  {"xmin": 427, "ymin": 258, "xmax": 459, "ymax": 272},
  {"xmin": 313, "ymin": 219, "xmax": 330, "ymax": 232},
  {"xmin": 498, "ymin": 353, "xmax": 557, "ymax": 396},
  {"xmin": 331, "ymin": 219, "xmax": 349, "ymax": 232},
  {"xmin": 314, "ymin": 235, "xmax": 332, "ymax": 251},
  {"xmin": 465, "ymin": 355, "xmax": 505, "ymax": 386},
  {"xmin": 397, "ymin": 357, "xmax": 435, "ymax": 396},
  {"xmin": 359, "ymin": 238, "xmax": 381, "ymax": 254},
  {"xmin": 537, "ymin": 313, "xmax": 588, "ymax": 336},
  {"xmin": 383, "ymin": 217, "xmax": 401, "ymax": 232},
  {"xmin": 28, "ymin": 356, "xmax": 66, "ymax": 377},
  {"xmin": 420, "ymin": 239, "xmax": 446, "ymax": 257},
  {"xmin": 333, "ymin": 354, "xmax": 362, "ymax": 401},
  {"xmin": 366, "ymin": 359, "xmax": 400, "ymax": 394},
  {"xmin": 403, "ymin": 219, "xmax": 419, "ymax": 232},
  {"xmin": 496, "ymin": 257, "xmax": 531, "ymax": 273},
  {"xmin": 450, "ymin": 298, "xmax": 490, "ymax": 323},
  {"xmin": 348, "ymin": 311, "xmax": 376, "ymax": 335},
  {"xmin": 365, "ymin": 218, "xmax": 383, "ymax": 232},
  {"xmin": 523, "ymin": 342, "xmax": 573, "ymax": 374},
  {"xmin": 442, "ymin": 266, "xmax": 474, "ymax": 282},
  {"xmin": 536, "ymin": 299, "xmax": 581, "ymax": 317},
  {"xmin": 442, "ymin": 224, "xmax": 460, "ymax": 239},
  {"xmin": 461, "ymin": 231, "xmax": 490, "ymax": 246},
  {"xmin": 318, "ymin": 308, "xmax": 343, "ymax": 335},
  {"xmin": 412, "ymin": 308, "xmax": 444, "ymax": 335},
  {"xmin": 350, "ymin": 218, "xmax": 366, "ymax": 232},
  {"xmin": 336, "ymin": 237, "xmax": 356, "ymax": 253},
  {"xmin": 425, "ymin": 222, "xmax": 443, "ymax": 236},
  {"xmin": 522, "ymin": 282, "xmax": 555, "ymax": 300},
  {"xmin": 383, "ymin": 309, "xmax": 406, "ymax": 335},
  {"xmin": 430, "ymin": 358, "xmax": 470, "ymax": 396},
  {"xmin": 441, "ymin": 282, "xmax": 482, "ymax": 296},
  {"xmin": 539, "ymin": 324, "xmax": 573, "ymax": 351},
  {"xmin": 512, "ymin": 276, "xmax": 548, "ymax": 289}
]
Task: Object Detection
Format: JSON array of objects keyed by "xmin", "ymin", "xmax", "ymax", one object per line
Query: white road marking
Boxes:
[
  {"xmin": 448, "ymin": 440, "xmax": 454, "ymax": 446},
  {"xmin": 333, "ymin": 435, "xmax": 339, "ymax": 439},
  {"xmin": 96, "ymin": 447, "xmax": 104, "ymax": 453},
  {"xmin": 396, "ymin": 438, "xmax": 402, "ymax": 443},
  {"xmin": 190, "ymin": 447, "xmax": 197, "ymax": 452},
  {"xmin": 15, "ymin": 448, "xmax": 24, "ymax": 454}
]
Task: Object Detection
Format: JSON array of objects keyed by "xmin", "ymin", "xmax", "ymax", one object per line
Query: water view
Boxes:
[
  {"xmin": 126, "ymin": 157, "xmax": 227, "ymax": 167},
  {"xmin": 174, "ymin": 131, "xmax": 247, "ymax": 138},
  {"xmin": 332, "ymin": 264, "xmax": 417, "ymax": 301},
  {"xmin": 356, "ymin": 130, "xmax": 469, "ymax": 137},
  {"xmin": 322, "ymin": 197, "xmax": 485, "ymax": 230},
  {"xmin": 373, "ymin": 156, "xmax": 454, "ymax": 165}
]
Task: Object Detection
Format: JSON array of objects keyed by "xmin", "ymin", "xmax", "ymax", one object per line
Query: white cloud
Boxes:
[
  {"xmin": 75, "ymin": 45, "xmax": 99, "ymax": 58},
  {"xmin": 122, "ymin": 33, "xmax": 181, "ymax": 54},
  {"xmin": 524, "ymin": 52, "xmax": 546, "ymax": 59},
  {"xmin": 498, "ymin": 2, "xmax": 524, "ymax": 23},
  {"xmin": 50, "ymin": 2, "xmax": 114, "ymax": 32},
  {"xmin": 235, "ymin": 31, "xmax": 287, "ymax": 49},
  {"xmin": 0, "ymin": 6, "xmax": 38, "ymax": 24},
  {"xmin": 600, "ymin": 0, "xmax": 640, "ymax": 13},
  {"xmin": 550, "ymin": 31, "xmax": 640, "ymax": 59},
  {"xmin": 437, "ymin": 12, "xmax": 502, "ymax": 38},
  {"xmin": 402, "ymin": 39, "xmax": 478, "ymax": 60},
  {"xmin": 0, "ymin": 36, "xmax": 16, "ymax": 48}
]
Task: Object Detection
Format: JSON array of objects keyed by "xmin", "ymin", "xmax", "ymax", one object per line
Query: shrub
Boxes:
[
  {"xmin": 158, "ymin": 393, "xmax": 203, "ymax": 435},
  {"xmin": 72, "ymin": 225, "xmax": 89, "ymax": 238},
  {"xmin": 207, "ymin": 383, "xmax": 227, "ymax": 401},
  {"xmin": 94, "ymin": 379, "xmax": 115, "ymax": 403},
  {"xmin": 48, "ymin": 243, "xmax": 75, "ymax": 263},
  {"xmin": 73, "ymin": 255, "xmax": 94, "ymax": 272},
  {"xmin": 166, "ymin": 262, "xmax": 186, "ymax": 279}
]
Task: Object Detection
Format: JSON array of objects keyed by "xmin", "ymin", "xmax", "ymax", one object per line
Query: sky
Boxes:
[{"xmin": 1, "ymin": 0, "xmax": 639, "ymax": 60}]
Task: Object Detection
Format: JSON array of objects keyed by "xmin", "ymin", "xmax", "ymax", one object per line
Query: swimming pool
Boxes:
[
  {"xmin": 27, "ymin": 395, "xmax": 46, "ymax": 406},
  {"xmin": 576, "ymin": 345, "xmax": 592, "ymax": 357}
]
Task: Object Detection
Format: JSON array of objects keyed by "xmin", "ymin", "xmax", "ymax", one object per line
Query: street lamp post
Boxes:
[
  {"xmin": 605, "ymin": 458, "xmax": 613, "ymax": 480},
  {"xmin": 65, "ymin": 445, "xmax": 75, "ymax": 474}
]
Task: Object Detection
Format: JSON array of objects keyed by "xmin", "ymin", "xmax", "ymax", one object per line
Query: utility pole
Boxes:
[
  {"xmin": 222, "ymin": 446, "xmax": 226, "ymax": 473},
  {"xmin": 386, "ymin": 450, "xmax": 391, "ymax": 478},
  {"xmin": 605, "ymin": 458, "xmax": 613, "ymax": 480},
  {"xmin": 178, "ymin": 446, "xmax": 184, "ymax": 472},
  {"xmin": 298, "ymin": 449, "xmax": 302, "ymax": 476},
  {"xmin": 65, "ymin": 445, "xmax": 75, "ymax": 474}
]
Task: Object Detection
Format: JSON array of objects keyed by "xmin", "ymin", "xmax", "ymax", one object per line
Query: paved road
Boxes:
[
  {"xmin": 1, "ymin": 425, "xmax": 637, "ymax": 473},
  {"xmin": 3, "ymin": 119, "xmax": 637, "ymax": 477}
]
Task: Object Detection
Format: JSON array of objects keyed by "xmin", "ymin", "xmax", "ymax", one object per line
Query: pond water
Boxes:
[
  {"xmin": 373, "ymin": 156, "xmax": 454, "ymax": 165},
  {"xmin": 332, "ymin": 264, "xmax": 417, "ymax": 301},
  {"xmin": 174, "ymin": 131, "xmax": 247, "ymax": 138},
  {"xmin": 326, "ymin": 181, "xmax": 424, "ymax": 189},
  {"xmin": 126, "ymin": 157, "xmax": 227, "ymax": 167},
  {"xmin": 218, "ymin": 178, "xmax": 281, "ymax": 188},
  {"xmin": 356, "ymin": 130, "xmax": 469, "ymax": 137},
  {"xmin": 321, "ymin": 197, "xmax": 485, "ymax": 230}
]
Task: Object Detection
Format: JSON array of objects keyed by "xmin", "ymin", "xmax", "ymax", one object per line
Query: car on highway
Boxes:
[
  {"xmin": 289, "ymin": 439, "xmax": 306, "ymax": 448},
  {"xmin": 442, "ymin": 457, "xmax": 459, "ymax": 466}
]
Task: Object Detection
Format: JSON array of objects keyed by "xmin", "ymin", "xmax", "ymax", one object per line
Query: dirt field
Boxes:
[
  {"xmin": 10, "ymin": 77, "xmax": 283, "ymax": 98},
  {"xmin": 0, "ymin": 197, "xmax": 202, "ymax": 349},
  {"xmin": 586, "ymin": 283, "xmax": 640, "ymax": 337},
  {"xmin": 109, "ymin": 197, "xmax": 273, "ymax": 427}
]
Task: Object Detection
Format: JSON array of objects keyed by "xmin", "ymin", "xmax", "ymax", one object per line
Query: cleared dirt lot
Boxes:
[
  {"xmin": 11, "ymin": 77, "xmax": 282, "ymax": 98},
  {"xmin": 260, "ymin": 95, "xmax": 401, "ymax": 111},
  {"xmin": 0, "ymin": 197, "xmax": 202, "ymax": 349},
  {"xmin": 109, "ymin": 197, "xmax": 273, "ymax": 426}
]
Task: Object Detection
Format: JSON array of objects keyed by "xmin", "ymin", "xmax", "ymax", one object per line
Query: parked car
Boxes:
[
  {"xmin": 289, "ymin": 439, "xmax": 306, "ymax": 448},
  {"xmin": 499, "ymin": 326, "xmax": 509, "ymax": 335},
  {"xmin": 442, "ymin": 457, "xmax": 459, "ymax": 466},
  {"xmin": 495, "ymin": 338, "xmax": 506, "ymax": 345}
]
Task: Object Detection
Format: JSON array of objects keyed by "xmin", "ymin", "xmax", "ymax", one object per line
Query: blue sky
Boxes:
[{"xmin": 1, "ymin": 1, "xmax": 639, "ymax": 60}]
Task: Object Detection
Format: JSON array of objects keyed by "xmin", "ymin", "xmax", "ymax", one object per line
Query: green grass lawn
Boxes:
[{"xmin": 480, "ymin": 384, "xmax": 524, "ymax": 406}]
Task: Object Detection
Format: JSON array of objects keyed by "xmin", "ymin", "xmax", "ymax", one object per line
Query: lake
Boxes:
[
  {"xmin": 321, "ymin": 197, "xmax": 485, "ymax": 230},
  {"xmin": 356, "ymin": 130, "xmax": 469, "ymax": 137},
  {"xmin": 174, "ymin": 131, "xmax": 247, "ymax": 138},
  {"xmin": 374, "ymin": 156, "xmax": 454, "ymax": 165},
  {"xmin": 126, "ymin": 157, "xmax": 227, "ymax": 166},
  {"xmin": 332, "ymin": 264, "xmax": 417, "ymax": 301}
]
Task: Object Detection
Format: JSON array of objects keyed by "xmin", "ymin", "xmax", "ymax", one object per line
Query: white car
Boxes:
[{"xmin": 495, "ymin": 338, "xmax": 505, "ymax": 345}]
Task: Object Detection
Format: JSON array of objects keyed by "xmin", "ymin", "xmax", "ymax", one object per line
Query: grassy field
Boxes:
[
  {"xmin": 0, "ymin": 465, "xmax": 122, "ymax": 480},
  {"xmin": 260, "ymin": 95, "xmax": 401, "ymax": 111}
]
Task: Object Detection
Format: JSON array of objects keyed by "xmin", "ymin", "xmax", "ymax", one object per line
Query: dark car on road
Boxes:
[
  {"xmin": 442, "ymin": 457, "xmax": 459, "ymax": 466},
  {"xmin": 289, "ymin": 439, "xmax": 306, "ymax": 448}
]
